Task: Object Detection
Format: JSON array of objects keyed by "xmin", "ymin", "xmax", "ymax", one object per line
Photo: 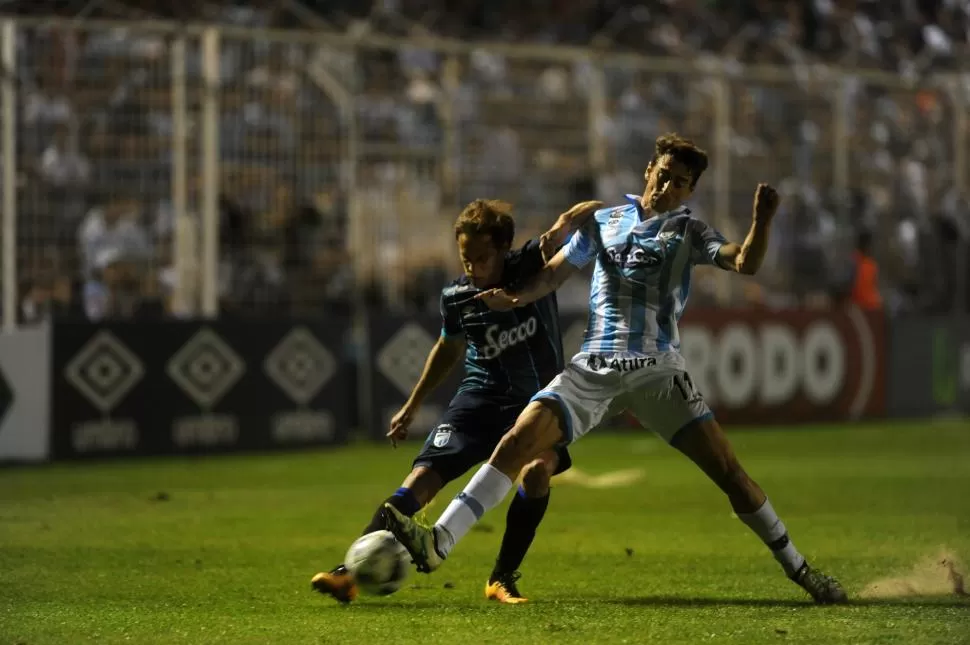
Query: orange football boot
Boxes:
[
  {"xmin": 311, "ymin": 566, "xmax": 359, "ymax": 604},
  {"xmin": 485, "ymin": 571, "xmax": 528, "ymax": 604}
]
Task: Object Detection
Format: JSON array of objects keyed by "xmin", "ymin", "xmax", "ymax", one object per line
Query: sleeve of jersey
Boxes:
[
  {"xmin": 562, "ymin": 226, "xmax": 598, "ymax": 269},
  {"xmin": 439, "ymin": 292, "xmax": 462, "ymax": 338},
  {"xmin": 689, "ymin": 218, "xmax": 728, "ymax": 267}
]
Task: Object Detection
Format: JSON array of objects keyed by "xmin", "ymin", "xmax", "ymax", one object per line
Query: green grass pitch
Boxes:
[{"xmin": 2, "ymin": 421, "xmax": 968, "ymax": 644}]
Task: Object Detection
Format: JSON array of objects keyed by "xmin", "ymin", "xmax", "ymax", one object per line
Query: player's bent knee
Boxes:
[
  {"xmin": 493, "ymin": 428, "xmax": 531, "ymax": 471},
  {"xmin": 491, "ymin": 402, "xmax": 565, "ymax": 473},
  {"xmin": 520, "ymin": 458, "xmax": 551, "ymax": 497},
  {"xmin": 531, "ymin": 397, "xmax": 570, "ymax": 441}
]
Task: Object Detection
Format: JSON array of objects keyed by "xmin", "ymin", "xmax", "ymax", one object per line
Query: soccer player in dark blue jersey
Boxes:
[{"xmin": 311, "ymin": 198, "xmax": 602, "ymax": 604}]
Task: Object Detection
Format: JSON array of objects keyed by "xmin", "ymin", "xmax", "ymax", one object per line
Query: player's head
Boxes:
[
  {"xmin": 643, "ymin": 134, "xmax": 708, "ymax": 213},
  {"xmin": 454, "ymin": 199, "xmax": 515, "ymax": 288}
]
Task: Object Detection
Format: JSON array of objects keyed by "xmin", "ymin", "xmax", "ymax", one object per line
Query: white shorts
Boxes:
[{"xmin": 531, "ymin": 352, "xmax": 713, "ymax": 445}]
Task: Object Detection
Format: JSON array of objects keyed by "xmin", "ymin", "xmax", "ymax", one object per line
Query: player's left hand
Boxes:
[
  {"xmin": 541, "ymin": 200, "xmax": 604, "ymax": 262},
  {"xmin": 475, "ymin": 288, "xmax": 519, "ymax": 311},
  {"xmin": 539, "ymin": 225, "xmax": 566, "ymax": 263},
  {"xmin": 753, "ymin": 183, "xmax": 780, "ymax": 222},
  {"xmin": 387, "ymin": 403, "xmax": 417, "ymax": 448}
]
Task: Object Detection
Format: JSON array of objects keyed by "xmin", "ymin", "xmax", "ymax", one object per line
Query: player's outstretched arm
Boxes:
[
  {"xmin": 476, "ymin": 249, "xmax": 579, "ymax": 311},
  {"xmin": 539, "ymin": 200, "xmax": 603, "ymax": 262},
  {"xmin": 717, "ymin": 183, "xmax": 779, "ymax": 275},
  {"xmin": 388, "ymin": 335, "xmax": 466, "ymax": 446},
  {"xmin": 408, "ymin": 335, "xmax": 466, "ymax": 406}
]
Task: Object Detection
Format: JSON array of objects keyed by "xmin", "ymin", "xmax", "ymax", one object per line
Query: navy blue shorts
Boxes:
[{"xmin": 412, "ymin": 393, "xmax": 572, "ymax": 484}]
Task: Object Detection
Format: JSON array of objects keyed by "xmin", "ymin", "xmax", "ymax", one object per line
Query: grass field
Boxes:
[{"xmin": 2, "ymin": 421, "xmax": 969, "ymax": 645}]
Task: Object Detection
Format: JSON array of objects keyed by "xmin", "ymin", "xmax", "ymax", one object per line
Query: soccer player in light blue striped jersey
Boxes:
[{"xmin": 385, "ymin": 134, "xmax": 848, "ymax": 604}]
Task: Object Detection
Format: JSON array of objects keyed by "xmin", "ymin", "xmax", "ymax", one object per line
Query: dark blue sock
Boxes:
[
  {"xmin": 361, "ymin": 487, "xmax": 421, "ymax": 535},
  {"xmin": 493, "ymin": 488, "xmax": 550, "ymax": 577},
  {"xmin": 391, "ymin": 487, "xmax": 421, "ymax": 516}
]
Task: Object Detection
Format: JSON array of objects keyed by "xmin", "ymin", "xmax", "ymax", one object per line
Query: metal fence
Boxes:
[{"xmin": 1, "ymin": 18, "xmax": 967, "ymax": 330}]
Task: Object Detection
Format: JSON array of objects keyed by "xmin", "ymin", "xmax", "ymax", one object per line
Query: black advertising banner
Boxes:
[
  {"xmin": 366, "ymin": 315, "xmax": 463, "ymax": 441},
  {"xmin": 51, "ymin": 321, "xmax": 351, "ymax": 460},
  {"xmin": 888, "ymin": 316, "xmax": 970, "ymax": 418},
  {"xmin": 365, "ymin": 312, "xmax": 591, "ymax": 440}
]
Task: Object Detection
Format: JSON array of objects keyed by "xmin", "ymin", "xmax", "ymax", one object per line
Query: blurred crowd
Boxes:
[{"xmin": 4, "ymin": 0, "xmax": 969, "ymax": 324}]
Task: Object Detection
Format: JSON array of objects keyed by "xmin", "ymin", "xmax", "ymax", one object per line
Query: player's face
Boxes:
[
  {"xmin": 457, "ymin": 233, "xmax": 507, "ymax": 288},
  {"xmin": 643, "ymin": 154, "xmax": 694, "ymax": 213}
]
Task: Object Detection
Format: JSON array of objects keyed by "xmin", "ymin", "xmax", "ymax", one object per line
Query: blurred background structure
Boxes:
[{"xmin": 0, "ymin": 0, "xmax": 968, "ymax": 329}]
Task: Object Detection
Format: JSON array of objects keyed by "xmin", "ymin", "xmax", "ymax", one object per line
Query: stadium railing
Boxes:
[
  {"xmin": 0, "ymin": 19, "xmax": 967, "ymax": 463},
  {"xmin": 0, "ymin": 17, "xmax": 967, "ymax": 328}
]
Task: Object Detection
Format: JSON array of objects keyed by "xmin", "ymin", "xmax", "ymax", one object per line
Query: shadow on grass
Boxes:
[{"xmin": 335, "ymin": 594, "xmax": 970, "ymax": 611}]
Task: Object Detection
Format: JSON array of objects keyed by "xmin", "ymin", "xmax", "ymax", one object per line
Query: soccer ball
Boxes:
[{"xmin": 344, "ymin": 530, "xmax": 410, "ymax": 596}]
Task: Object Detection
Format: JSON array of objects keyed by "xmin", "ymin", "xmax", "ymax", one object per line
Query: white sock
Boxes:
[
  {"xmin": 434, "ymin": 464, "xmax": 513, "ymax": 557},
  {"xmin": 737, "ymin": 498, "xmax": 806, "ymax": 577}
]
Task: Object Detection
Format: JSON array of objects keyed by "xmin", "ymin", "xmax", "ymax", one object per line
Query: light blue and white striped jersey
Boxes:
[{"xmin": 563, "ymin": 194, "xmax": 728, "ymax": 355}]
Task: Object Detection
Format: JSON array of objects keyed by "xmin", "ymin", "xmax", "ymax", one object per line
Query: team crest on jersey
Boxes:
[
  {"xmin": 432, "ymin": 424, "xmax": 454, "ymax": 447},
  {"xmin": 604, "ymin": 207, "xmax": 626, "ymax": 234}
]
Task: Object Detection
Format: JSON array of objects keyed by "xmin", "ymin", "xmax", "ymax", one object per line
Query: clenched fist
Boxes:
[{"xmin": 753, "ymin": 183, "xmax": 780, "ymax": 223}]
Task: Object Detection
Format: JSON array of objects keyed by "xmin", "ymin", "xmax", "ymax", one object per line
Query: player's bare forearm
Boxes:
[
  {"xmin": 476, "ymin": 250, "xmax": 579, "ymax": 310},
  {"xmin": 719, "ymin": 183, "xmax": 779, "ymax": 275},
  {"xmin": 511, "ymin": 250, "xmax": 577, "ymax": 304},
  {"xmin": 407, "ymin": 336, "xmax": 465, "ymax": 406},
  {"xmin": 729, "ymin": 218, "xmax": 772, "ymax": 275}
]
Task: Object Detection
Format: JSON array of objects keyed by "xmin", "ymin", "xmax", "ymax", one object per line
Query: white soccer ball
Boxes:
[{"xmin": 344, "ymin": 530, "xmax": 410, "ymax": 596}]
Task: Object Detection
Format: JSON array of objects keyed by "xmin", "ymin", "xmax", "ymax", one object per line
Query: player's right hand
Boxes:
[
  {"xmin": 475, "ymin": 288, "xmax": 519, "ymax": 311},
  {"xmin": 753, "ymin": 183, "xmax": 780, "ymax": 222},
  {"xmin": 387, "ymin": 404, "xmax": 416, "ymax": 448}
]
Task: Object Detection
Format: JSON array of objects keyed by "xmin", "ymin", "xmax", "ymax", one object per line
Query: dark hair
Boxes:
[
  {"xmin": 856, "ymin": 229, "xmax": 873, "ymax": 254},
  {"xmin": 652, "ymin": 133, "xmax": 709, "ymax": 187},
  {"xmin": 454, "ymin": 199, "xmax": 515, "ymax": 249}
]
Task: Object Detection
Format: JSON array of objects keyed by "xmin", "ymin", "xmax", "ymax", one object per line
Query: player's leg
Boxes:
[
  {"xmin": 312, "ymin": 405, "xmax": 479, "ymax": 602},
  {"xmin": 671, "ymin": 416, "xmax": 846, "ymax": 603},
  {"xmin": 486, "ymin": 448, "xmax": 569, "ymax": 603},
  {"xmin": 386, "ymin": 361, "xmax": 617, "ymax": 573},
  {"xmin": 626, "ymin": 372, "xmax": 846, "ymax": 604},
  {"xmin": 310, "ymin": 466, "xmax": 443, "ymax": 603},
  {"xmin": 364, "ymin": 467, "xmax": 441, "ymax": 533},
  {"xmin": 385, "ymin": 400, "xmax": 565, "ymax": 572}
]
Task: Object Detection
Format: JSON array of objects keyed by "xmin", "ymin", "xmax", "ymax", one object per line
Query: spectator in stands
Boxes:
[
  {"xmin": 82, "ymin": 248, "xmax": 125, "ymax": 320},
  {"xmin": 20, "ymin": 270, "xmax": 80, "ymax": 325},
  {"xmin": 848, "ymin": 230, "xmax": 883, "ymax": 312},
  {"xmin": 35, "ymin": 121, "xmax": 91, "ymax": 225},
  {"xmin": 5, "ymin": 0, "xmax": 968, "ymax": 317},
  {"xmin": 216, "ymin": 193, "xmax": 291, "ymax": 318},
  {"xmin": 82, "ymin": 246, "xmax": 166, "ymax": 321},
  {"xmin": 22, "ymin": 64, "xmax": 74, "ymax": 133},
  {"xmin": 78, "ymin": 191, "xmax": 151, "ymax": 282}
]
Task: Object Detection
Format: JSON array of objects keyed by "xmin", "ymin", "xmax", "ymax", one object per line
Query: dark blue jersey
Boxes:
[{"xmin": 440, "ymin": 238, "xmax": 564, "ymax": 403}]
